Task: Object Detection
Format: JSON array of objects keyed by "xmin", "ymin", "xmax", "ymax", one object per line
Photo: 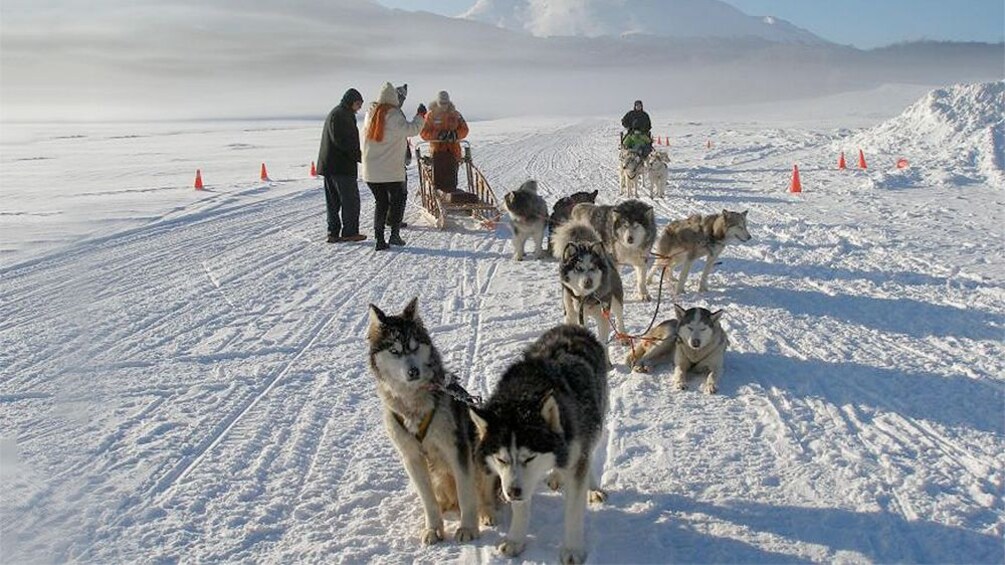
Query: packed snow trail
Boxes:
[{"xmin": 1, "ymin": 117, "xmax": 1002, "ymax": 563}]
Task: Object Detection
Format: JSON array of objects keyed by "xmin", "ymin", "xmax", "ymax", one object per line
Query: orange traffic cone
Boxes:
[
  {"xmin": 194, "ymin": 169, "xmax": 204, "ymax": 190},
  {"xmin": 838, "ymin": 152, "xmax": 847, "ymax": 170},
  {"xmin": 664, "ymin": 136, "xmax": 670, "ymax": 146},
  {"xmin": 857, "ymin": 149, "xmax": 867, "ymax": 169},
  {"xmin": 260, "ymin": 162, "xmax": 270, "ymax": 181},
  {"xmin": 310, "ymin": 161, "xmax": 317, "ymax": 177},
  {"xmin": 790, "ymin": 164, "xmax": 802, "ymax": 193},
  {"xmin": 896, "ymin": 158, "xmax": 909, "ymax": 169},
  {"xmin": 655, "ymin": 135, "xmax": 661, "ymax": 145}
]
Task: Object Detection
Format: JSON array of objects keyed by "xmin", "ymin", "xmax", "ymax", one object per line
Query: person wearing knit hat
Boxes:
[
  {"xmin": 317, "ymin": 87, "xmax": 366, "ymax": 243},
  {"xmin": 362, "ymin": 81, "xmax": 426, "ymax": 251},
  {"xmin": 420, "ymin": 90, "xmax": 468, "ymax": 193}
]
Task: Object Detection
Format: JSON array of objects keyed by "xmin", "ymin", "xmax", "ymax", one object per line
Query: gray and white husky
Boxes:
[
  {"xmin": 645, "ymin": 150, "xmax": 670, "ymax": 198},
  {"xmin": 470, "ymin": 324, "xmax": 609, "ymax": 565},
  {"xmin": 648, "ymin": 209, "xmax": 751, "ymax": 295},
  {"xmin": 552, "ymin": 220, "xmax": 627, "ymax": 366},
  {"xmin": 619, "ymin": 149, "xmax": 644, "ymax": 198},
  {"xmin": 504, "ymin": 179, "xmax": 549, "ymax": 261},
  {"xmin": 571, "ymin": 200, "xmax": 657, "ymax": 301},
  {"xmin": 367, "ymin": 298, "xmax": 499, "ymax": 545},
  {"xmin": 626, "ymin": 305, "xmax": 728, "ymax": 393}
]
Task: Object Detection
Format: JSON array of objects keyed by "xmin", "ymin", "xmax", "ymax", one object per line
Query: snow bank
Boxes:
[{"xmin": 843, "ymin": 81, "xmax": 1005, "ymax": 189}]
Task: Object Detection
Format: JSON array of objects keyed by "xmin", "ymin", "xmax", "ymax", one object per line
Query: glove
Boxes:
[{"xmin": 416, "ymin": 103, "xmax": 427, "ymax": 116}]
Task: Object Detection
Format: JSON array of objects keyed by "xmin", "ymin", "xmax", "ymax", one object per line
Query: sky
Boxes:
[{"xmin": 378, "ymin": 0, "xmax": 1005, "ymax": 48}]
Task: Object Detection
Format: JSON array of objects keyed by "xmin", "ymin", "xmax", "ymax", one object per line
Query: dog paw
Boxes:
[
  {"xmin": 419, "ymin": 527, "xmax": 443, "ymax": 545},
  {"xmin": 674, "ymin": 380, "xmax": 688, "ymax": 391},
  {"xmin": 560, "ymin": 546, "xmax": 588, "ymax": 565},
  {"xmin": 480, "ymin": 511, "xmax": 498, "ymax": 527},
  {"xmin": 454, "ymin": 526, "xmax": 479, "ymax": 543},
  {"xmin": 638, "ymin": 292, "xmax": 652, "ymax": 302},
  {"xmin": 547, "ymin": 471, "xmax": 562, "ymax": 491},
  {"xmin": 513, "ymin": 254, "xmax": 523, "ymax": 261},
  {"xmin": 589, "ymin": 488, "xmax": 607, "ymax": 504},
  {"xmin": 498, "ymin": 538, "xmax": 526, "ymax": 557},
  {"xmin": 633, "ymin": 364, "xmax": 650, "ymax": 374},
  {"xmin": 702, "ymin": 381, "xmax": 718, "ymax": 395}
]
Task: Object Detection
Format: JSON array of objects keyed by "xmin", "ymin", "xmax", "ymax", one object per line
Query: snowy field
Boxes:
[{"xmin": 1, "ymin": 83, "xmax": 1003, "ymax": 563}]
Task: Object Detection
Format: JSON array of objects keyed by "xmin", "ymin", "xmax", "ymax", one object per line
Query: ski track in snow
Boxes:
[{"xmin": 1, "ymin": 117, "xmax": 1003, "ymax": 564}]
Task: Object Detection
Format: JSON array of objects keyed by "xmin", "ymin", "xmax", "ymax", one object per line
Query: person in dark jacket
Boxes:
[
  {"xmin": 318, "ymin": 88, "xmax": 365, "ymax": 243},
  {"xmin": 621, "ymin": 99, "xmax": 652, "ymax": 135}
]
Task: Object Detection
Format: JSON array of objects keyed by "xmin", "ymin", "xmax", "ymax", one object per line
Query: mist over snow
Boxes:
[
  {"xmin": 1, "ymin": 0, "xmax": 1001, "ymax": 121},
  {"xmin": 461, "ymin": 0, "xmax": 825, "ymax": 43},
  {"xmin": 844, "ymin": 81, "xmax": 1005, "ymax": 189}
]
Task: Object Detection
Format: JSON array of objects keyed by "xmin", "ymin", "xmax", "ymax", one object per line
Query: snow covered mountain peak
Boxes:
[{"xmin": 460, "ymin": 0, "xmax": 828, "ymax": 43}]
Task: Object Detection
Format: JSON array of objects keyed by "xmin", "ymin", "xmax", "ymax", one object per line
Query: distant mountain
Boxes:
[{"xmin": 461, "ymin": 0, "xmax": 827, "ymax": 44}]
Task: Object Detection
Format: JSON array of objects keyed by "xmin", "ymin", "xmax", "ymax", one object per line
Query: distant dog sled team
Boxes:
[{"xmin": 343, "ymin": 89, "xmax": 752, "ymax": 563}]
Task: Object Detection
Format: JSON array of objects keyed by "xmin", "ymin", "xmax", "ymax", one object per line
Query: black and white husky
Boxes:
[
  {"xmin": 552, "ymin": 220, "xmax": 628, "ymax": 366},
  {"xmin": 503, "ymin": 179, "xmax": 549, "ymax": 261},
  {"xmin": 571, "ymin": 200, "xmax": 657, "ymax": 301},
  {"xmin": 367, "ymin": 298, "xmax": 498, "ymax": 545},
  {"xmin": 470, "ymin": 324, "xmax": 609, "ymax": 565}
]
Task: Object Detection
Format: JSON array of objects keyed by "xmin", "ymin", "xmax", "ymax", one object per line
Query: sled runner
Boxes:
[{"xmin": 415, "ymin": 141, "xmax": 500, "ymax": 229}]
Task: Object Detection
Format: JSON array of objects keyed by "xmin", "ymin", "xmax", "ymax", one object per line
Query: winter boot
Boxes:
[{"xmin": 388, "ymin": 226, "xmax": 406, "ymax": 247}]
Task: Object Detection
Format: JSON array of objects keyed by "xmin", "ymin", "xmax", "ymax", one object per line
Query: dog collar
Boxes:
[{"xmin": 392, "ymin": 404, "xmax": 438, "ymax": 443}]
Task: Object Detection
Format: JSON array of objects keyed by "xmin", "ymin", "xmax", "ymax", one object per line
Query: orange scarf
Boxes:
[{"xmin": 366, "ymin": 104, "xmax": 394, "ymax": 142}]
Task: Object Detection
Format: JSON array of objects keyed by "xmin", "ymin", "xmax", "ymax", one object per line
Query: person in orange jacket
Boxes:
[{"xmin": 420, "ymin": 90, "xmax": 469, "ymax": 192}]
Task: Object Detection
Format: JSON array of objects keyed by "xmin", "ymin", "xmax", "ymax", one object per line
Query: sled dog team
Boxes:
[{"xmin": 367, "ymin": 180, "xmax": 751, "ymax": 563}]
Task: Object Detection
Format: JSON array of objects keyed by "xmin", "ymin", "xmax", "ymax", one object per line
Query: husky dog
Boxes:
[
  {"xmin": 503, "ymin": 180, "xmax": 549, "ymax": 261},
  {"xmin": 571, "ymin": 200, "xmax": 657, "ymax": 302},
  {"xmin": 367, "ymin": 298, "xmax": 498, "ymax": 545},
  {"xmin": 671, "ymin": 305, "xmax": 728, "ymax": 394},
  {"xmin": 619, "ymin": 149, "xmax": 645, "ymax": 198},
  {"xmin": 648, "ymin": 209, "xmax": 751, "ymax": 295},
  {"xmin": 470, "ymin": 324, "xmax": 608, "ymax": 565},
  {"xmin": 547, "ymin": 189, "xmax": 598, "ymax": 253},
  {"xmin": 645, "ymin": 150, "xmax": 670, "ymax": 198},
  {"xmin": 553, "ymin": 220, "xmax": 628, "ymax": 366},
  {"xmin": 623, "ymin": 318, "xmax": 679, "ymax": 374}
]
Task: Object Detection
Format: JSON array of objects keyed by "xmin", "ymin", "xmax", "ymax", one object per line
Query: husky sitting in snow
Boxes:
[
  {"xmin": 625, "ymin": 305, "xmax": 728, "ymax": 394},
  {"xmin": 503, "ymin": 179, "xmax": 549, "ymax": 261},
  {"xmin": 366, "ymin": 298, "xmax": 499, "ymax": 545}
]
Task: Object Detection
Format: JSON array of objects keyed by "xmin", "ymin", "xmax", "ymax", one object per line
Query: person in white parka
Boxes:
[{"xmin": 362, "ymin": 82, "xmax": 426, "ymax": 251}]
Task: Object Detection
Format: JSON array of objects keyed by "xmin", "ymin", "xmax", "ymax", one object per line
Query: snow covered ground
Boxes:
[{"xmin": 1, "ymin": 85, "xmax": 1003, "ymax": 563}]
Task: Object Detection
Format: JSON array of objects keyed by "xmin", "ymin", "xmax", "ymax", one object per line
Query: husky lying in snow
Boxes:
[
  {"xmin": 503, "ymin": 179, "xmax": 549, "ymax": 261},
  {"xmin": 547, "ymin": 189, "xmax": 598, "ymax": 253},
  {"xmin": 645, "ymin": 150, "xmax": 670, "ymax": 198},
  {"xmin": 470, "ymin": 324, "xmax": 608, "ymax": 565},
  {"xmin": 367, "ymin": 298, "xmax": 499, "ymax": 545},
  {"xmin": 552, "ymin": 220, "xmax": 627, "ymax": 367},
  {"xmin": 625, "ymin": 305, "xmax": 728, "ymax": 394},
  {"xmin": 571, "ymin": 200, "xmax": 657, "ymax": 301},
  {"xmin": 648, "ymin": 209, "xmax": 751, "ymax": 295}
]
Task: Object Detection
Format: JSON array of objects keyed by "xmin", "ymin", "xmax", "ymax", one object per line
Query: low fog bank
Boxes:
[{"xmin": 1, "ymin": 0, "xmax": 1001, "ymax": 122}]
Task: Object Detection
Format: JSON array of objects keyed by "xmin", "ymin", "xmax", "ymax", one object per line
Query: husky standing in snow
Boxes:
[
  {"xmin": 649, "ymin": 209, "xmax": 751, "ymax": 295},
  {"xmin": 503, "ymin": 179, "xmax": 549, "ymax": 261},
  {"xmin": 571, "ymin": 200, "xmax": 657, "ymax": 301},
  {"xmin": 366, "ymin": 298, "xmax": 499, "ymax": 545},
  {"xmin": 645, "ymin": 150, "xmax": 670, "ymax": 198},
  {"xmin": 552, "ymin": 220, "xmax": 628, "ymax": 366},
  {"xmin": 619, "ymin": 149, "xmax": 645, "ymax": 198},
  {"xmin": 470, "ymin": 324, "xmax": 608, "ymax": 565}
]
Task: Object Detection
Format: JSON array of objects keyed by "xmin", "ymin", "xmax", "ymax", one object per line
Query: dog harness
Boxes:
[
  {"xmin": 562, "ymin": 282, "xmax": 612, "ymax": 326},
  {"xmin": 391, "ymin": 404, "xmax": 438, "ymax": 443}
]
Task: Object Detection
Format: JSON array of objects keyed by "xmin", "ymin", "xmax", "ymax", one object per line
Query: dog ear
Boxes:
[
  {"xmin": 742, "ymin": 210, "xmax": 748, "ymax": 217},
  {"xmin": 590, "ymin": 190, "xmax": 598, "ymax": 199},
  {"xmin": 505, "ymin": 192, "xmax": 515, "ymax": 206},
  {"xmin": 673, "ymin": 303, "xmax": 686, "ymax": 320},
  {"xmin": 469, "ymin": 408, "xmax": 490, "ymax": 440},
  {"xmin": 562, "ymin": 242, "xmax": 578, "ymax": 262},
  {"xmin": 646, "ymin": 207, "xmax": 655, "ymax": 223},
  {"xmin": 722, "ymin": 209, "xmax": 728, "ymax": 217},
  {"xmin": 402, "ymin": 297, "xmax": 420, "ymax": 321},
  {"xmin": 368, "ymin": 304, "xmax": 387, "ymax": 332},
  {"xmin": 710, "ymin": 309, "xmax": 724, "ymax": 323},
  {"xmin": 589, "ymin": 242, "xmax": 606, "ymax": 258},
  {"xmin": 541, "ymin": 394, "xmax": 563, "ymax": 434}
]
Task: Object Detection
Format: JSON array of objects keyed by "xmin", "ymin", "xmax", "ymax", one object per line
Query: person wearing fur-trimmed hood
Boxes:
[
  {"xmin": 362, "ymin": 81, "xmax": 425, "ymax": 251},
  {"xmin": 420, "ymin": 90, "xmax": 468, "ymax": 193}
]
